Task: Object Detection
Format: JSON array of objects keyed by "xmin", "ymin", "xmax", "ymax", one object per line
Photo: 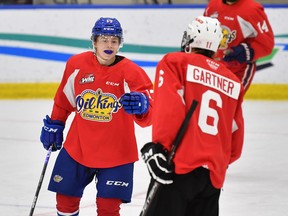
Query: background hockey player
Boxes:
[
  {"xmin": 141, "ymin": 16, "xmax": 244, "ymax": 216},
  {"xmin": 202, "ymin": 0, "xmax": 274, "ymax": 94},
  {"xmin": 40, "ymin": 17, "xmax": 153, "ymax": 216}
]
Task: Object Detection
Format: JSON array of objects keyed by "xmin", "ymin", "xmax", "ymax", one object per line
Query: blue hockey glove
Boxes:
[
  {"xmin": 40, "ymin": 115, "xmax": 65, "ymax": 152},
  {"xmin": 141, "ymin": 142, "xmax": 174, "ymax": 184},
  {"xmin": 120, "ymin": 92, "xmax": 149, "ymax": 115},
  {"xmin": 223, "ymin": 43, "xmax": 254, "ymax": 64}
]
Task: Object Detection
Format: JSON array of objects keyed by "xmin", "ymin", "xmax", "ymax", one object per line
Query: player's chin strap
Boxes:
[{"xmin": 181, "ymin": 31, "xmax": 194, "ymax": 53}]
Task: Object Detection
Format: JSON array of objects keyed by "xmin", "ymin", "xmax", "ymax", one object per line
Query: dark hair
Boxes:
[
  {"xmin": 223, "ymin": 0, "xmax": 239, "ymax": 4},
  {"xmin": 192, "ymin": 48, "xmax": 215, "ymax": 58}
]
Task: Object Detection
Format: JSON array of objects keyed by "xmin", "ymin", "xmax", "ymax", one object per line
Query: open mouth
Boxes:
[{"xmin": 104, "ymin": 50, "xmax": 113, "ymax": 55}]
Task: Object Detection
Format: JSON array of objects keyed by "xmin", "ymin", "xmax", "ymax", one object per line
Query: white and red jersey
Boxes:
[
  {"xmin": 152, "ymin": 52, "xmax": 244, "ymax": 188},
  {"xmin": 51, "ymin": 51, "xmax": 153, "ymax": 168},
  {"xmin": 204, "ymin": 0, "xmax": 274, "ymax": 73}
]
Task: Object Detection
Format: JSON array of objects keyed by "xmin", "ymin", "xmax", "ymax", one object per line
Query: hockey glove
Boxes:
[
  {"xmin": 40, "ymin": 115, "xmax": 65, "ymax": 151},
  {"xmin": 223, "ymin": 43, "xmax": 254, "ymax": 64},
  {"xmin": 120, "ymin": 92, "xmax": 149, "ymax": 115},
  {"xmin": 141, "ymin": 142, "xmax": 174, "ymax": 184}
]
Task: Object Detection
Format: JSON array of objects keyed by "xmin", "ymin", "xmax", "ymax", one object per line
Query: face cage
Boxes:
[
  {"xmin": 91, "ymin": 34, "xmax": 123, "ymax": 46},
  {"xmin": 91, "ymin": 34, "xmax": 123, "ymax": 55}
]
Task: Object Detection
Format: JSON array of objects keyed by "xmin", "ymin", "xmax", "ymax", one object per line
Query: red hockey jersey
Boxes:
[
  {"xmin": 204, "ymin": 0, "xmax": 274, "ymax": 72},
  {"xmin": 152, "ymin": 52, "xmax": 244, "ymax": 188},
  {"xmin": 51, "ymin": 51, "xmax": 153, "ymax": 168}
]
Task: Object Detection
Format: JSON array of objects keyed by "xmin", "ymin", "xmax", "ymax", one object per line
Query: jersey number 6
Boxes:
[{"xmin": 198, "ymin": 90, "xmax": 222, "ymax": 135}]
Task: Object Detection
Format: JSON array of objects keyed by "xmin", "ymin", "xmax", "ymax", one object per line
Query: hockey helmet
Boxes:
[
  {"xmin": 182, "ymin": 16, "xmax": 223, "ymax": 53},
  {"xmin": 91, "ymin": 17, "xmax": 123, "ymax": 43}
]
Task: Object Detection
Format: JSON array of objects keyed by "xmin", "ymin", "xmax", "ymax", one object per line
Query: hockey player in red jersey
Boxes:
[
  {"xmin": 39, "ymin": 17, "xmax": 153, "ymax": 216},
  {"xmin": 140, "ymin": 16, "xmax": 244, "ymax": 216},
  {"xmin": 202, "ymin": 0, "xmax": 274, "ymax": 94}
]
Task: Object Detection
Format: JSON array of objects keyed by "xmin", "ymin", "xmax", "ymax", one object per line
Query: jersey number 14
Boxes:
[{"xmin": 257, "ymin": 20, "xmax": 269, "ymax": 33}]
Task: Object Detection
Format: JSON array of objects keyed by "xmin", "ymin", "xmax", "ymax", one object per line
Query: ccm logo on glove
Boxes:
[{"xmin": 40, "ymin": 115, "xmax": 65, "ymax": 152}]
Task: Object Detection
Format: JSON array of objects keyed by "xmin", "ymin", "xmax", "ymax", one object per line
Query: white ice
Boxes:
[{"xmin": 0, "ymin": 100, "xmax": 287, "ymax": 216}]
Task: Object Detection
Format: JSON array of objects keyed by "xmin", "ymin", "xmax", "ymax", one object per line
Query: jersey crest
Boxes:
[
  {"xmin": 219, "ymin": 25, "xmax": 237, "ymax": 50},
  {"xmin": 76, "ymin": 88, "xmax": 121, "ymax": 122}
]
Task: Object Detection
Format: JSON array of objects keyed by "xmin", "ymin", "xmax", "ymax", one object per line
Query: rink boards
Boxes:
[{"xmin": 0, "ymin": 5, "xmax": 287, "ymax": 99}]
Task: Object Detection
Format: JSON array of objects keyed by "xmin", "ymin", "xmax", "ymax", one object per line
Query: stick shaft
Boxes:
[
  {"xmin": 140, "ymin": 100, "xmax": 198, "ymax": 216},
  {"xmin": 29, "ymin": 146, "xmax": 52, "ymax": 216}
]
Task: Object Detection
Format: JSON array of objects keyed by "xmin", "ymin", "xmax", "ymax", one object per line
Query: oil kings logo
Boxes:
[
  {"xmin": 219, "ymin": 25, "xmax": 236, "ymax": 50},
  {"xmin": 76, "ymin": 88, "xmax": 121, "ymax": 122}
]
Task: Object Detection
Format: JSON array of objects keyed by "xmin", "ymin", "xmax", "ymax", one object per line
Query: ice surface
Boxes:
[{"xmin": 0, "ymin": 100, "xmax": 287, "ymax": 216}]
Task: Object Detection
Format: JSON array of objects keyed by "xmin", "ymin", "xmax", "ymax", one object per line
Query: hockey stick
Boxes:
[
  {"xmin": 140, "ymin": 99, "xmax": 198, "ymax": 216},
  {"xmin": 29, "ymin": 145, "xmax": 53, "ymax": 216}
]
